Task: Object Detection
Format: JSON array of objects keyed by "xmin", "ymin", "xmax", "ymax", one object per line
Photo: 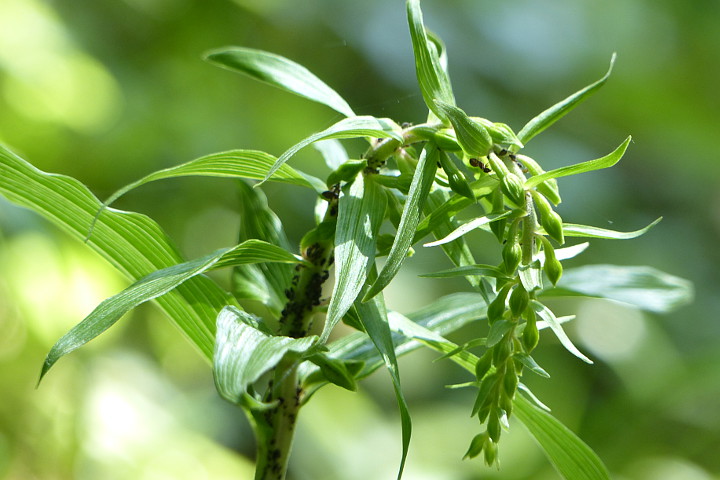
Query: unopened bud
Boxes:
[
  {"xmin": 502, "ymin": 242, "xmax": 522, "ymax": 274},
  {"xmin": 487, "ymin": 409, "xmax": 502, "ymax": 442},
  {"xmin": 463, "ymin": 432, "xmax": 488, "ymax": 459},
  {"xmin": 487, "ymin": 284, "xmax": 512, "ymax": 324},
  {"xmin": 432, "ymin": 129, "xmax": 462, "ymax": 152},
  {"xmin": 492, "ymin": 339, "xmax": 512, "ymax": 365},
  {"xmin": 531, "ymin": 190, "xmax": 564, "ymax": 244},
  {"xmin": 439, "ymin": 151, "xmax": 474, "ymax": 200},
  {"xmin": 483, "ymin": 438, "xmax": 499, "ymax": 467},
  {"xmin": 501, "ymin": 173, "xmax": 526, "ymax": 207},
  {"xmin": 522, "ymin": 311, "xmax": 540, "ymax": 352},
  {"xmin": 509, "ymin": 285, "xmax": 529, "ymax": 318},
  {"xmin": 475, "ymin": 350, "xmax": 493, "ymax": 380},
  {"xmin": 540, "ymin": 236, "xmax": 563, "ymax": 286}
]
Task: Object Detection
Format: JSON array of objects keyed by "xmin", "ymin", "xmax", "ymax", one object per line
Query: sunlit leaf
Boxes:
[
  {"xmin": 406, "ymin": 0, "xmax": 455, "ymax": 120},
  {"xmin": 233, "ymin": 181, "xmax": 293, "ymax": 314},
  {"xmin": 517, "ymin": 53, "xmax": 616, "ymax": 146},
  {"xmin": 205, "ymin": 47, "xmax": 355, "ymax": 117},
  {"xmin": 356, "ymin": 293, "xmax": 412, "ymax": 480},
  {"xmin": 531, "ymin": 300, "xmax": 592, "ymax": 364},
  {"xmin": 525, "ymin": 137, "xmax": 631, "ymax": 188},
  {"xmin": 423, "ymin": 210, "xmax": 523, "ymax": 248},
  {"xmin": 562, "ymin": 217, "xmax": 661, "ymax": 239},
  {"xmin": 514, "ymin": 395, "xmax": 611, "ymax": 480},
  {"xmin": 364, "ymin": 143, "xmax": 438, "ymax": 301},
  {"xmin": 419, "ymin": 264, "xmax": 509, "ymax": 280},
  {"xmin": 261, "ymin": 116, "xmax": 402, "ymax": 185},
  {"xmin": 0, "ymin": 144, "xmax": 231, "ymax": 366},
  {"xmin": 314, "ymin": 139, "xmax": 349, "ymax": 170},
  {"xmin": 546, "ymin": 264, "xmax": 694, "ymax": 313},
  {"xmin": 214, "ymin": 306, "xmax": 316, "ymax": 406},
  {"xmin": 41, "ymin": 240, "xmax": 301, "ymax": 381},
  {"xmin": 323, "ymin": 174, "xmax": 386, "ymax": 343}
]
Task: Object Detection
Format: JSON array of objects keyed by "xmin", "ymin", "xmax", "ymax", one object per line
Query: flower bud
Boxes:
[
  {"xmin": 509, "ymin": 285, "xmax": 529, "ymax": 318},
  {"xmin": 463, "ymin": 432, "xmax": 488, "ymax": 459},
  {"xmin": 531, "ymin": 190, "xmax": 564, "ymax": 244},
  {"xmin": 475, "ymin": 350, "xmax": 493, "ymax": 380},
  {"xmin": 501, "ymin": 173, "xmax": 526, "ymax": 207},
  {"xmin": 522, "ymin": 311, "xmax": 540, "ymax": 352},
  {"xmin": 432, "ymin": 129, "xmax": 462, "ymax": 152},
  {"xmin": 503, "ymin": 368, "xmax": 519, "ymax": 397},
  {"xmin": 487, "ymin": 284, "xmax": 511, "ymax": 324},
  {"xmin": 483, "ymin": 438, "xmax": 498, "ymax": 467},
  {"xmin": 540, "ymin": 236, "xmax": 563, "ymax": 286},
  {"xmin": 490, "ymin": 188, "xmax": 506, "ymax": 241},
  {"xmin": 438, "ymin": 151, "xmax": 474, "ymax": 200},
  {"xmin": 492, "ymin": 339, "xmax": 512, "ymax": 364},
  {"xmin": 502, "ymin": 241, "xmax": 522, "ymax": 274},
  {"xmin": 487, "ymin": 409, "xmax": 502, "ymax": 442}
]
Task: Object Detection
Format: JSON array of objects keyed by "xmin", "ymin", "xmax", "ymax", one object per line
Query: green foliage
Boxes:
[{"xmin": 0, "ymin": 1, "xmax": 695, "ymax": 479}]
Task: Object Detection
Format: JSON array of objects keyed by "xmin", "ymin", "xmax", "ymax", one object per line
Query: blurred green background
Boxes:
[{"xmin": 0, "ymin": 0, "xmax": 717, "ymax": 479}]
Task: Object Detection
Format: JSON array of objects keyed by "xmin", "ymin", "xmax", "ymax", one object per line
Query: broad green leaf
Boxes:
[
  {"xmin": 233, "ymin": 182, "xmax": 293, "ymax": 314},
  {"xmin": 562, "ymin": 217, "xmax": 661, "ymax": 239},
  {"xmin": 434, "ymin": 100, "xmax": 493, "ymax": 157},
  {"xmin": 514, "ymin": 395, "xmax": 611, "ymax": 480},
  {"xmin": 531, "ymin": 300, "xmax": 592, "ymax": 364},
  {"xmin": 517, "ymin": 54, "xmax": 616, "ymax": 146},
  {"xmin": 261, "ymin": 116, "xmax": 403, "ymax": 185},
  {"xmin": 546, "ymin": 264, "xmax": 694, "ymax": 313},
  {"xmin": 407, "ymin": 0, "xmax": 455, "ymax": 121},
  {"xmin": 323, "ymin": 175, "xmax": 386, "ymax": 343},
  {"xmin": 356, "ymin": 293, "xmax": 412, "ymax": 480},
  {"xmin": 423, "ymin": 210, "xmax": 523, "ymax": 247},
  {"xmin": 205, "ymin": 47, "xmax": 355, "ymax": 117},
  {"xmin": 40, "ymin": 240, "xmax": 301, "ymax": 380},
  {"xmin": 214, "ymin": 305, "xmax": 316, "ymax": 406},
  {"xmin": 525, "ymin": 136, "xmax": 631, "ymax": 188},
  {"xmin": 364, "ymin": 143, "xmax": 439, "ymax": 301},
  {"xmin": 0, "ymin": 144, "xmax": 231, "ymax": 365},
  {"xmin": 419, "ymin": 264, "xmax": 510, "ymax": 280}
]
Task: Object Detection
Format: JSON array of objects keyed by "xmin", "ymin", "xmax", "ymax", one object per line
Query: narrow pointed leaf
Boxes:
[
  {"xmin": 40, "ymin": 240, "xmax": 300, "ymax": 380},
  {"xmin": 531, "ymin": 300, "xmax": 592, "ymax": 364},
  {"xmin": 407, "ymin": 0, "xmax": 455, "ymax": 120},
  {"xmin": 314, "ymin": 139, "xmax": 349, "ymax": 170},
  {"xmin": 356, "ymin": 294, "xmax": 412, "ymax": 480},
  {"xmin": 323, "ymin": 175, "xmax": 386, "ymax": 342},
  {"xmin": 214, "ymin": 306, "xmax": 317, "ymax": 405},
  {"xmin": 546, "ymin": 265, "xmax": 694, "ymax": 313},
  {"xmin": 525, "ymin": 136, "xmax": 631, "ymax": 188},
  {"xmin": 537, "ymin": 242, "xmax": 590, "ymax": 263},
  {"xmin": 101, "ymin": 150, "xmax": 322, "ymax": 212},
  {"xmin": 205, "ymin": 47, "xmax": 355, "ymax": 117},
  {"xmin": 0, "ymin": 144, "xmax": 232, "ymax": 365},
  {"xmin": 233, "ymin": 182, "xmax": 293, "ymax": 314},
  {"xmin": 364, "ymin": 143, "xmax": 439, "ymax": 301},
  {"xmin": 261, "ymin": 116, "xmax": 402, "ymax": 185},
  {"xmin": 419, "ymin": 264, "xmax": 509, "ymax": 280},
  {"xmin": 423, "ymin": 210, "xmax": 523, "ymax": 247},
  {"xmin": 434, "ymin": 100, "xmax": 493, "ymax": 157},
  {"xmin": 562, "ymin": 217, "xmax": 661, "ymax": 239},
  {"xmin": 514, "ymin": 395, "xmax": 611, "ymax": 480},
  {"xmin": 517, "ymin": 54, "xmax": 616, "ymax": 146}
]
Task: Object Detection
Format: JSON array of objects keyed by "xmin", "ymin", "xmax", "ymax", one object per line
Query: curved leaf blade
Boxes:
[
  {"xmin": 205, "ymin": 47, "xmax": 355, "ymax": 117},
  {"xmin": 547, "ymin": 264, "xmax": 694, "ymax": 313},
  {"xmin": 214, "ymin": 306, "xmax": 316, "ymax": 406},
  {"xmin": 562, "ymin": 217, "xmax": 661, "ymax": 239},
  {"xmin": 434, "ymin": 100, "xmax": 493, "ymax": 157},
  {"xmin": 525, "ymin": 136, "xmax": 631, "ymax": 188},
  {"xmin": 364, "ymin": 143, "xmax": 439, "ymax": 301},
  {"xmin": 514, "ymin": 395, "xmax": 611, "ymax": 480},
  {"xmin": 423, "ymin": 210, "xmax": 523, "ymax": 247},
  {"xmin": 40, "ymin": 240, "xmax": 301, "ymax": 381},
  {"xmin": 356, "ymin": 294, "xmax": 412, "ymax": 480},
  {"xmin": 407, "ymin": 0, "xmax": 455, "ymax": 121},
  {"xmin": 0, "ymin": 144, "xmax": 231, "ymax": 365},
  {"xmin": 261, "ymin": 116, "xmax": 402, "ymax": 185},
  {"xmin": 323, "ymin": 175, "xmax": 386, "ymax": 343},
  {"xmin": 531, "ymin": 300, "xmax": 592, "ymax": 364},
  {"xmin": 517, "ymin": 53, "xmax": 616, "ymax": 146}
]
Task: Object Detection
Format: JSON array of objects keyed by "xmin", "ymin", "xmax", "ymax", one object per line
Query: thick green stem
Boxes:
[{"xmin": 252, "ymin": 198, "xmax": 338, "ymax": 480}]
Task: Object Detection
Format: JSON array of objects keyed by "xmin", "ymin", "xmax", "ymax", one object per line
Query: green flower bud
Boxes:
[
  {"xmin": 475, "ymin": 349, "xmax": 493, "ymax": 380},
  {"xmin": 509, "ymin": 285, "xmax": 529, "ymax": 318},
  {"xmin": 531, "ymin": 190, "xmax": 565, "ymax": 244},
  {"xmin": 540, "ymin": 236, "xmax": 563, "ymax": 286},
  {"xmin": 487, "ymin": 284, "xmax": 512, "ymax": 324},
  {"xmin": 492, "ymin": 339, "xmax": 512, "ymax": 365},
  {"xmin": 502, "ymin": 241, "xmax": 522, "ymax": 274},
  {"xmin": 472, "ymin": 372, "xmax": 498, "ymax": 417},
  {"xmin": 501, "ymin": 173, "xmax": 526, "ymax": 207},
  {"xmin": 487, "ymin": 409, "xmax": 502, "ymax": 442},
  {"xmin": 463, "ymin": 432, "xmax": 488, "ymax": 459},
  {"xmin": 503, "ymin": 368, "xmax": 519, "ymax": 397},
  {"xmin": 483, "ymin": 437, "xmax": 498, "ymax": 467},
  {"xmin": 522, "ymin": 310, "xmax": 540, "ymax": 352},
  {"xmin": 490, "ymin": 188, "xmax": 506, "ymax": 241},
  {"xmin": 477, "ymin": 404, "xmax": 491, "ymax": 423},
  {"xmin": 499, "ymin": 389, "xmax": 514, "ymax": 417},
  {"xmin": 438, "ymin": 151, "xmax": 475, "ymax": 200}
]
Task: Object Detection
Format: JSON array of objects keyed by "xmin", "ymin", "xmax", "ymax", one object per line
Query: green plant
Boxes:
[{"xmin": 0, "ymin": 0, "xmax": 692, "ymax": 479}]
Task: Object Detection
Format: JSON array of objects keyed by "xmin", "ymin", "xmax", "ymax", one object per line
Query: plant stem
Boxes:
[{"xmin": 252, "ymin": 197, "xmax": 338, "ymax": 480}]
